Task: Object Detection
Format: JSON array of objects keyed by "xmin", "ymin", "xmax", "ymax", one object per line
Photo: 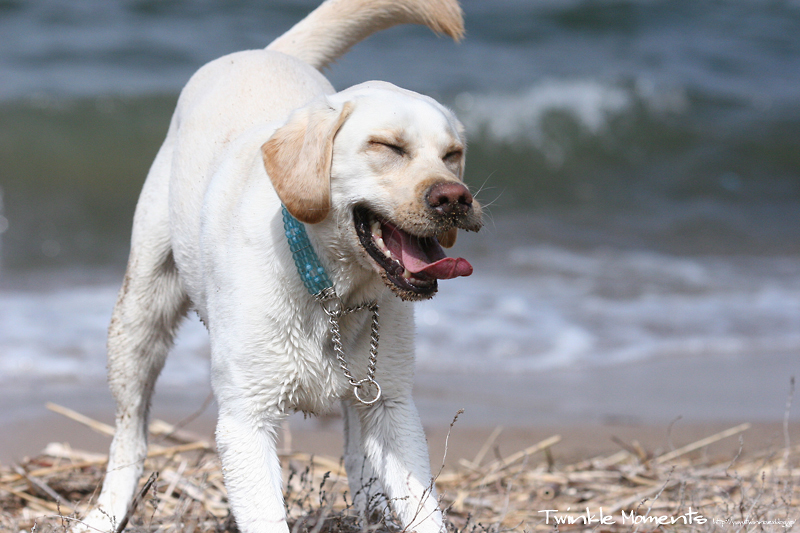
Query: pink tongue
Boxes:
[
  {"xmin": 384, "ymin": 224, "xmax": 473, "ymax": 280},
  {"xmin": 411, "ymin": 257, "xmax": 473, "ymax": 279}
]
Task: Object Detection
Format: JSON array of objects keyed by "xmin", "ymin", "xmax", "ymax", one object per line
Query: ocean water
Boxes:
[{"xmin": 1, "ymin": 0, "xmax": 799, "ymax": 388}]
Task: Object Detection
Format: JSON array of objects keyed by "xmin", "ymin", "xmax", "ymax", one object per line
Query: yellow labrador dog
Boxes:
[{"xmin": 77, "ymin": 0, "xmax": 481, "ymax": 531}]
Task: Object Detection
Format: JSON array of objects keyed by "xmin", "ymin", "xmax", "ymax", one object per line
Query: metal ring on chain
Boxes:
[{"xmin": 353, "ymin": 378, "xmax": 382, "ymax": 405}]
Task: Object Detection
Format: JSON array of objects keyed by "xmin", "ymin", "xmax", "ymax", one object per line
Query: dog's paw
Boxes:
[{"xmin": 69, "ymin": 507, "xmax": 119, "ymax": 533}]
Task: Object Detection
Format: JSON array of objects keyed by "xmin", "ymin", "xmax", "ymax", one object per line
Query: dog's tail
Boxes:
[{"xmin": 266, "ymin": 0, "xmax": 464, "ymax": 71}]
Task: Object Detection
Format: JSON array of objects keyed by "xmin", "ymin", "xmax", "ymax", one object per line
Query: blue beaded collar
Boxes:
[{"xmin": 282, "ymin": 205, "xmax": 334, "ymax": 298}]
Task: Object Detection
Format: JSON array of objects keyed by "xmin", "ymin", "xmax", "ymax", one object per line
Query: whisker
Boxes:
[
  {"xmin": 471, "ymin": 171, "xmax": 497, "ymax": 198},
  {"xmin": 476, "ymin": 191, "xmax": 504, "ymax": 211}
]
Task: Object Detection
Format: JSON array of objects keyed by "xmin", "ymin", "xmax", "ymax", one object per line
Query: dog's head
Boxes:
[{"xmin": 262, "ymin": 82, "xmax": 482, "ymax": 301}]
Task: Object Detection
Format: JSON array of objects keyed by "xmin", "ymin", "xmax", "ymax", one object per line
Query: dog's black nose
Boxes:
[{"xmin": 427, "ymin": 182, "xmax": 473, "ymax": 216}]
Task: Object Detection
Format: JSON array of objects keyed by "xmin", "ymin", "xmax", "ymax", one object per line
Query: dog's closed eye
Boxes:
[
  {"xmin": 444, "ymin": 149, "xmax": 462, "ymax": 163},
  {"xmin": 443, "ymin": 148, "xmax": 463, "ymax": 175},
  {"xmin": 368, "ymin": 139, "xmax": 407, "ymax": 157}
]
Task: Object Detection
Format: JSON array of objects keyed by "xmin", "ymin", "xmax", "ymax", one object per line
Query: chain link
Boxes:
[
  {"xmin": 322, "ymin": 297, "xmax": 382, "ymax": 405},
  {"xmin": 284, "ymin": 204, "xmax": 383, "ymax": 407}
]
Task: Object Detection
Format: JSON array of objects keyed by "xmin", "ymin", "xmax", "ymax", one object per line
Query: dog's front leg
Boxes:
[
  {"xmin": 215, "ymin": 407, "xmax": 288, "ymax": 533},
  {"xmin": 350, "ymin": 397, "xmax": 444, "ymax": 533},
  {"xmin": 343, "ymin": 401, "xmax": 391, "ymax": 518}
]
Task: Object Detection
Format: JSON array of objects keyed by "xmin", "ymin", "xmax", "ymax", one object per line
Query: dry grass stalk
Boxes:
[{"xmin": 1, "ymin": 405, "xmax": 797, "ymax": 532}]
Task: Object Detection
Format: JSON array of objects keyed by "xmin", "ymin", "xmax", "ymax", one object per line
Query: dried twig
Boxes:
[{"xmin": 654, "ymin": 423, "xmax": 751, "ymax": 464}]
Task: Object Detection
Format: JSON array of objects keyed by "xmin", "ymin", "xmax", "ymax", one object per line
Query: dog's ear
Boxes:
[
  {"xmin": 262, "ymin": 101, "xmax": 354, "ymax": 224},
  {"xmin": 438, "ymin": 228, "xmax": 458, "ymax": 248}
]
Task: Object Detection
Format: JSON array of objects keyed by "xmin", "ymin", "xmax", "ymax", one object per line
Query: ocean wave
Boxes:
[
  {"xmin": 452, "ymin": 78, "xmax": 687, "ymax": 168},
  {"xmin": 3, "ymin": 247, "xmax": 798, "ymax": 386},
  {"xmin": 415, "ymin": 248, "xmax": 800, "ymax": 373},
  {"xmin": 1, "ymin": 77, "xmax": 798, "ymax": 271},
  {"xmin": 0, "ymin": 283, "xmax": 211, "ymax": 387}
]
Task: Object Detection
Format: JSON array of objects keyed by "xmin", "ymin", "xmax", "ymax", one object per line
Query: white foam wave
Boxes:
[
  {"xmin": 457, "ymin": 80, "xmax": 630, "ymax": 139},
  {"xmin": 2, "ymin": 246, "xmax": 798, "ymax": 385},
  {"xmin": 454, "ymin": 78, "xmax": 687, "ymax": 166},
  {"xmin": 414, "ymin": 247, "xmax": 800, "ymax": 373},
  {"xmin": 0, "ymin": 284, "xmax": 210, "ymax": 387}
]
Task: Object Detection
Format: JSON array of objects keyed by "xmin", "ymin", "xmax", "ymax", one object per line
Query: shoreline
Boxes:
[
  {"xmin": 2, "ymin": 389, "xmax": 796, "ymax": 473},
  {"xmin": 2, "ymin": 350, "xmax": 798, "ymax": 466}
]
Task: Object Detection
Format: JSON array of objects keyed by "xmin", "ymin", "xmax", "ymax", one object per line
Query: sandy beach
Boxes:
[
  {"xmin": 3, "ymin": 361, "xmax": 799, "ymax": 532},
  {"xmin": 2, "ymin": 297, "xmax": 798, "ymax": 530}
]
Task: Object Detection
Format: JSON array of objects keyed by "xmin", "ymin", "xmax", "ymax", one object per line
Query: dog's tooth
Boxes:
[
  {"xmin": 374, "ymin": 236, "xmax": 392, "ymax": 258},
  {"xmin": 402, "ymin": 269, "xmax": 412, "ymax": 279},
  {"xmin": 371, "ymin": 220, "xmax": 382, "ymax": 236}
]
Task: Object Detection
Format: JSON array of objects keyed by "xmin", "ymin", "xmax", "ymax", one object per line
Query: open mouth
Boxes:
[{"xmin": 353, "ymin": 206, "xmax": 473, "ymax": 300}]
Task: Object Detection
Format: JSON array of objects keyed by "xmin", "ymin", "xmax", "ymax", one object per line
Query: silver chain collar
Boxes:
[{"xmin": 318, "ymin": 289, "xmax": 382, "ymax": 405}]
